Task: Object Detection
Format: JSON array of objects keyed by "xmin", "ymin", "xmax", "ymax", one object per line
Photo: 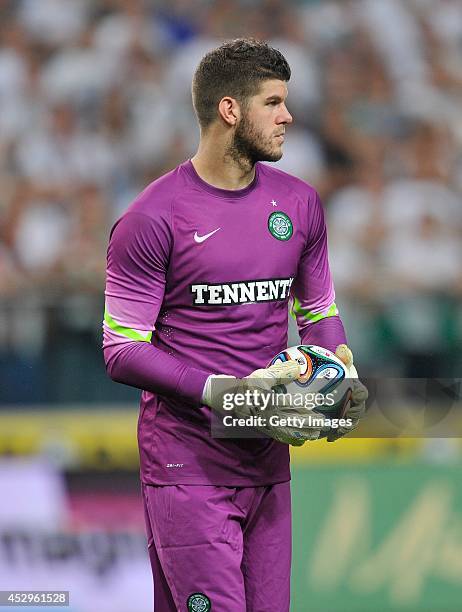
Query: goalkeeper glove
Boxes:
[
  {"xmin": 202, "ymin": 361, "xmax": 326, "ymax": 446},
  {"xmin": 325, "ymin": 344, "xmax": 368, "ymax": 442}
]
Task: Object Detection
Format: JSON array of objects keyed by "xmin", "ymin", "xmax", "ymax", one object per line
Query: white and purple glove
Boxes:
[
  {"xmin": 325, "ymin": 344, "xmax": 368, "ymax": 442},
  {"xmin": 202, "ymin": 361, "xmax": 326, "ymax": 445}
]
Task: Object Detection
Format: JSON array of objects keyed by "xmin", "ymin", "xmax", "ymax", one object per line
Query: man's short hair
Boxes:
[{"xmin": 192, "ymin": 38, "xmax": 291, "ymax": 130}]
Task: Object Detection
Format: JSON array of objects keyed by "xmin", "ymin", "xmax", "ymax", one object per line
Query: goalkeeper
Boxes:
[{"xmin": 104, "ymin": 39, "xmax": 367, "ymax": 612}]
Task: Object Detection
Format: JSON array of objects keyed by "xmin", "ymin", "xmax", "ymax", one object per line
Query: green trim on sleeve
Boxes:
[
  {"xmin": 290, "ymin": 298, "xmax": 339, "ymax": 324},
  {"xmin": 104, "ymin": 310, "xmax": 153, "ymax": 342}
]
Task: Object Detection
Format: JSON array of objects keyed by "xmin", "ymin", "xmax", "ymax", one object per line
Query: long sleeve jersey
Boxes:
[{"xmin": 103, "ymin": 160, "xmax": 346, "ymax": 486}]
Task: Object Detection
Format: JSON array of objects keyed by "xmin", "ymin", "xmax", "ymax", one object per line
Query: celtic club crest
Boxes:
[
  {"xmin": 268, "ymin": 211, "xmax": 293, "ymax": 241},
  {"xmin": 187, "ymin": 592, "xmax": 211, "ymax": 612}
]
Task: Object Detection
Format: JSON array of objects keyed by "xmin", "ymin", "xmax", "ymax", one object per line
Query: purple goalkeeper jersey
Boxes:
[{"xmin": 103, "ymin": 160, "xmax": 346, "ymax": 486}]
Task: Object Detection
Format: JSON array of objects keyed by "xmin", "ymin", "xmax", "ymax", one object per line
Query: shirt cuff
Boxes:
[{"xmin": 176, "ymin": 366, "xmax": 212, "ymax": 405}]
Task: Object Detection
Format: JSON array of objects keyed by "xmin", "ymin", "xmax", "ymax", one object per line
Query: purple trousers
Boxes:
[{"xmin": 142, "ymin": 481, "xmax": 292, "ymax": 611}]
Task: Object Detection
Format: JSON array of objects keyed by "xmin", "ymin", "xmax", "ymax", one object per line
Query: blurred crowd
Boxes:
[{"xmin": 0, "ymin": 0, "xmax": 461, "ymax": 395}]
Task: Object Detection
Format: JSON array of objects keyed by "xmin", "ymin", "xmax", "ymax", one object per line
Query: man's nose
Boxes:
[{"xmin": 279, "ymin": 105, "xmax": 293, "ymax": 125}]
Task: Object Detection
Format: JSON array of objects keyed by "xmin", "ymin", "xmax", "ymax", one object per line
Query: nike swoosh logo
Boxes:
[{"xmin": 194, "ymin": 228, "xmax": 221, "ymax": 243}]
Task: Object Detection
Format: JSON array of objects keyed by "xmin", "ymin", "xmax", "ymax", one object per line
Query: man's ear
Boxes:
[{"xmin": 217, "ymin": 96, "xmax": 240, "ymax": 127}]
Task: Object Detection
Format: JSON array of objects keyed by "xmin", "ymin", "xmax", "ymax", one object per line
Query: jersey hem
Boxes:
[{"xmin": 140, "ymin": 474, "xmax": 291, "ymax": 487}]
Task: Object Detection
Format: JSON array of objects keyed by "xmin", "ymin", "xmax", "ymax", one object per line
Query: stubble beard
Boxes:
[{"xmin": 226, "ymin": 112, "xmax": 283, "ymax": 172}]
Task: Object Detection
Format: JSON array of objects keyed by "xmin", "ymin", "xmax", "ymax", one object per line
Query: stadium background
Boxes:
[{"xmin": 0, "ymin": 0, "xmax": 461, "ymax": 610}]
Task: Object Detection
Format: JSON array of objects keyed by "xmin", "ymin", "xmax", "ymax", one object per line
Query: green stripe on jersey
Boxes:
[
  {"xmin": 104, "ymin": 310, "xmax": 152, "ymax": 342},
  {"xmin": 290, "ymin": 299, "xmax": 338, "ymax": 324}
]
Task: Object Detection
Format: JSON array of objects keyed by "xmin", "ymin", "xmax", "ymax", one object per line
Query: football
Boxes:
[{"xmin": 268, "ymin": 345, "xmax": 353, "ymax": 428}]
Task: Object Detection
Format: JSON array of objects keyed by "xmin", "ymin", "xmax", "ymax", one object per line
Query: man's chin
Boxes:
[
  {"xmin": 260, "ymin": 150, "xmax": 283, "ymax": 163},
  {"xmin": 253, "ymin": 143, "xmax": 284, "ymax": 162}
]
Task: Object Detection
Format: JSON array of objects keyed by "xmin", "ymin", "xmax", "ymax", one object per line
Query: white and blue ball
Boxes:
[{"xmin": 269, "ymin": 344, "xmax": 353, "ymax": 421}]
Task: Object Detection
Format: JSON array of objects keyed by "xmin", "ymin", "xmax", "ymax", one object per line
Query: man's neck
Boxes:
[{"xmin": 191, "ymin": 138, "xmax": 255, "ymax": 191}]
